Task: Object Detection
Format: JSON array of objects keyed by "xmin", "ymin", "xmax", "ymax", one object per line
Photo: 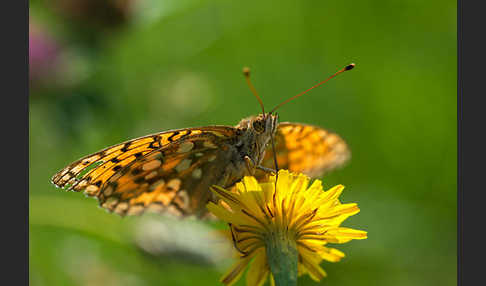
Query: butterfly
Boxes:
[{"xmin": 51, "ymin": 64, "xmax": 355, "ymax": 218}]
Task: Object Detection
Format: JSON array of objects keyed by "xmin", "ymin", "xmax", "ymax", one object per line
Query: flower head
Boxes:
[{"xmin": 207, "ymin": 170, "xmax": 367, "ymax": 286}]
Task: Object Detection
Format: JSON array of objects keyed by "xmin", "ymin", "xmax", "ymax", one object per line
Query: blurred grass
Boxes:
[{"xmin": 30, "ymin": 0, "xmax": 456, "ymax": 285}]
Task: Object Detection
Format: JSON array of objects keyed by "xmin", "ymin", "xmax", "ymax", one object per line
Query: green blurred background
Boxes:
[{"xmin": 29, "ymin": 0, "xmax": 456, "ymax": 285}]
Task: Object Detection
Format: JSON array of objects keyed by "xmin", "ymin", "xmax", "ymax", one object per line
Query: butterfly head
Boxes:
[
  {"xmin": 235, "ymin": 113, "xmax": 278, "ymax": 169},
  {"xmin": 237, "ymin": 113, "xmax": 278, "ymax": 136},
  {"xmin": 253, "ymin": 113, "xmax": 279, "ymax": 134}
]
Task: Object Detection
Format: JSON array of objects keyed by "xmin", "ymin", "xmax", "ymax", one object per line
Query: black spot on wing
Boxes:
[{"xmin": 168, "ymin": 131, "xmax": 180, "ymax": 142}]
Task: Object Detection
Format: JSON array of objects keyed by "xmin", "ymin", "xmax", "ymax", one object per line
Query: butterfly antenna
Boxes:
[
  {"xmin": 270, "ymin": 63, "xmax": 355, "ymax": 113},
  {"xmin": 243, "ymin": 67, "xmax": 266, "ymax": 115}
]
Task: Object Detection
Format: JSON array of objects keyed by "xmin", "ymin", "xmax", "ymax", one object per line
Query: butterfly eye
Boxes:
[{"xmin": 252, "ymin": 120, "xmax": 265, "ymax": 133}]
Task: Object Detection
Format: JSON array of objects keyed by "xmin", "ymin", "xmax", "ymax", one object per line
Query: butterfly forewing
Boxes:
[
  {"xmin": 52, "ymin": 118, "xmax": 350, "ymax": 218},
  {"xmin": 258, "ymin": 122, "xmax": 350, "ymax": 178},
  {"xmin": 51, "ymin": 126, "xmax": 237, "ymax": 217}
]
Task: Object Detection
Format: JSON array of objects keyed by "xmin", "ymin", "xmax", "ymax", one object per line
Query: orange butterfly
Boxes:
[{"xmin": 51, "ymin": 64, "xmax": 354, "ymax": 218}]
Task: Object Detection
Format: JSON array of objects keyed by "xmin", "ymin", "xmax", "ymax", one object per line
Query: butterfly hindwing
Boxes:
[
  {"xmin": 258, "ymin": 122, "xmax": 350, "ymax": 178},
  {"xmin": 51, "ymin": 126, "xmax": 237, "ymax": 217}
]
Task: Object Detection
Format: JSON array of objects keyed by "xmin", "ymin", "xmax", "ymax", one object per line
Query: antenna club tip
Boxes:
[
  {"xmin": 345, "ymin": 63, "xmax": 356, "ymax": 71},
  {"xmin": 242, "ymin": 67, "xmax": 250, "ymax": 76}
]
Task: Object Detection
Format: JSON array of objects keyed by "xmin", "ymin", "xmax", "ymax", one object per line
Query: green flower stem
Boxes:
[{"xmin": 265, "ymin": 232, "xmax": 298, "ymax": 286}]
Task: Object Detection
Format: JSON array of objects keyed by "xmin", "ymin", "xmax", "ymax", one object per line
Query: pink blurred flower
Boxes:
[{"xmin": 29, "ymin": 21, "xmax": 62, "ymax": 85}]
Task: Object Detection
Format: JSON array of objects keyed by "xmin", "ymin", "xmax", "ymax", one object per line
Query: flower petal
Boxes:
[
  {"xmin": 246, "ymin": 248, "xmax": 269, "ymax": 286},
  {"xmin": 242, "ymin": 176, "xmax": 263, "ymax": 192},
  {"xmin": 317, "ymin": 203, "xmax": 360, "ymax": 220},
  {"xmin": 269, "ymin": 273, "xmax": 276, "ymax": 286},
  {"xmin": 326, "ymin": 227, "xmax": 368, "ymax": 243},
  {"xmin": 317, "ymin": 247, "xmax": 346, "ymax": 262},
  {"xmin": 221, "ymin": 255, "xmax": 252, "ymax": 286},
  {"xmin": 210, "ymin": 186, "xmax": 244, "ymax": 208},
  {"xmin": 300, "ymin": 255, "xmax": 327, "ymax": 281},
  {"xmin": 206, "ymin": 202, "xmax": 234, "ymax": 222}
]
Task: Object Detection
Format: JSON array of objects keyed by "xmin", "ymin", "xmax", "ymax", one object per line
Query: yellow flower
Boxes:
[{"xmin": 207, "ymin": 170, "xmax": 367, "ymax": 286}]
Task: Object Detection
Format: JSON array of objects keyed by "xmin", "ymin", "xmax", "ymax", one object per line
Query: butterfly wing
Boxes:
[
  {"xmin": 51, "ymin": 126, "xmax": 237, "ymax": 217},
  {"xmin": 258, "ymin": 122, "xmax": 350, "ymax": 178}
]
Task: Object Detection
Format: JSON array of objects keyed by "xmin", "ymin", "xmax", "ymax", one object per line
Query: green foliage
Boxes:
[{"xmin": 30, "ymin": 0, "xmax": 456, "ymax": 285}]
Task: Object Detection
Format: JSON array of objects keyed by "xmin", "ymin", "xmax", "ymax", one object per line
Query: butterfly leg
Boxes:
[
  {"xmin": 244, "ymin": 156, "xmax": 257, "ymax": 175},
  {"xmin": 244, "ymin": 156, "xmax": 277, "ymax": 176},
  {"xmin": 256, "ymin": 165, "xmax": 277, "ymax": 175}
]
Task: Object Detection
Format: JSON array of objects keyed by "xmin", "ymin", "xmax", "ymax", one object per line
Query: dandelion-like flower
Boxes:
[{"xmin": 207, "ymin": 170, "xmax": 367, "ymax": 286}]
